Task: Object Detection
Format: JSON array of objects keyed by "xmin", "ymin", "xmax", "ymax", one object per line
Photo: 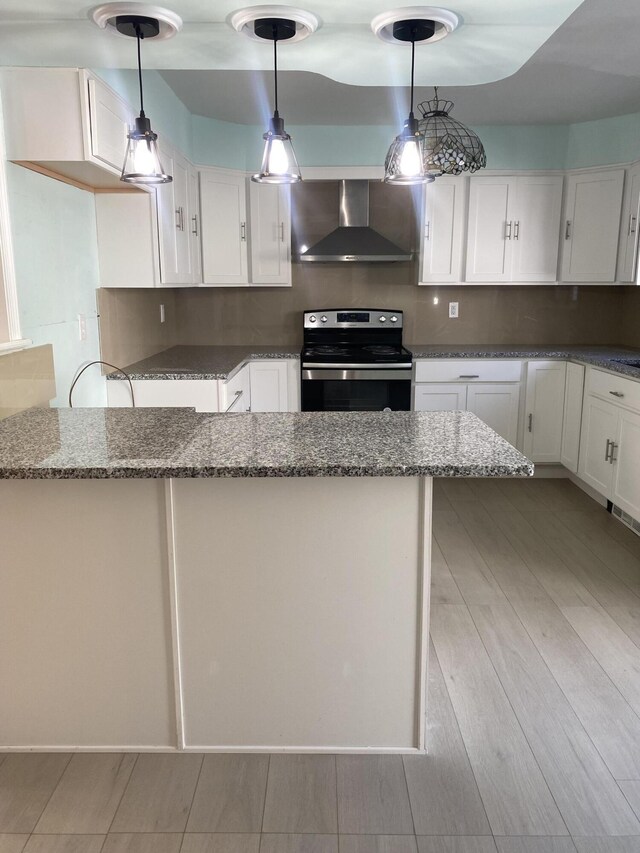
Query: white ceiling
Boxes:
[
  {"xmin": 159, "ymin": 0, "xmax": 640, "ymax": 125},
  {"xmin": 0, "ymin": 0, "xmax": 582, "ymax": 86}
]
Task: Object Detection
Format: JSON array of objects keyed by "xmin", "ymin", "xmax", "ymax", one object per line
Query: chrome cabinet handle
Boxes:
[
  {"xmin": 192, "ymin": 214, "xmax": 198, "ymax": 236},
  {"xmin": 629, "ymin": 214, "xmax": 637, "ymax": 236},
  {"xmin": 565, "ymin": 220, "xmax": 572, "ymax": 240},
  {"xmin": 280, "ymin": 222, "xmax": 285, "ymax": 243},
  {"xmin": 175, "ymin": 208, "xmax": 181, "ymax": 230},
  {"xmin": 611, "ymin": 442, "xmax": 619, "ymax": 463},
  {"xmin": 605, "ymin": 438, "xmax": 612, "ymax": 462},
  {"xmin": 240, "ymin": 222, "xmax": 247, "ymax": 242},
  {"xmin": 514, "ymin": 220, "xmax": 520, "ymax": 240},
  {"xmin": 225, "ymin": 390, "xmax": 243, "ymax": 412},
  {"xmin": 459, "ymin": 374, "xmax": 480, "ymax": 379},
  {"xmin": 528, "ymin": 413, "xmax": 533, "ymax": 433},
  {"xmin": 505, "ymin": 221, "xmax": 512, "ymax": 240},
  {"xmin": 605, "ymin": 438, "xmax": 615, "ymax": 462},
  {"xmin": 425, "ymin": 220, "xmax": 431, "ymax": 240},
  {"xmin": 609, "ymin": 390, "xmax": 625, "ymax": 398}
]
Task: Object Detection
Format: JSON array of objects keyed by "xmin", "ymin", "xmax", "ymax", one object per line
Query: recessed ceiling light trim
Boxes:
[
  {"xmin": 91, "ymin": 3, "xmax": 182, "ymax": 40},
  {"xmin": 229, "ymin": 5, "xmax": 320, "ymax": 43},
  {"xmin": 372, "ymin": 7, "xmax": 459, "ymax": 44}
]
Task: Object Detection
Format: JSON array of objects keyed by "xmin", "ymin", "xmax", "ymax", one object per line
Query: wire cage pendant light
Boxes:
[
  {"xmin": 117, "ymin": 15, "xmax": 172, "ymax": 185},
  {"xmin": 384, "ymin": 20, "xmax": 433, "ymax": 186},
  {"xmin": 252, "ymin": 17, "xmax": 301, "ymax": 185},
  {"xmin": 417, "ymin": 87, "xmax": 486, "ymax": 176}
]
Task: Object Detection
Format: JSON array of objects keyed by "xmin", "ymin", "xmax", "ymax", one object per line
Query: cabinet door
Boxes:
[
  {"xmin": 188, "ymin": 163, "xmax": 202, "ymax": 284},
  {"xmin": 249, "ymin": 361, "xmax": 289, "ymax": 412},
  {"xmin": 512, "ymin": 176, "xmax": 563, "ymax": 282},
  {"xmin": 87, "ymin": 77, "xmax": 133, "ymax": 172},
  {"xmin": 467, "ymin": 383, "xmax": 520, "ymax": 445},
  {"xmin": 95, "ymin": 192, "xmax": 159, "ymax": 288},
  {"xmin": 413, "ymin": 383, "xmax": 466, "ymax": 412},
  {"xmin": 617, "ymin": 163, "xmax": 640, "ymax": 283},
  {"xmin": 577, "ymin": 396, "xmax": 618, "ymax": 496},
  {"xmin": 156, "ymin": 141, "xmax": 180, "ymax": 283},
  {"xmin": 523, "ymin": 361, "xmax": 567, "ymax": 463},
  {"xmin": 560, "ymin": 362, "xmax": 585, "ymax": 473},
  {"xmin": 249, "ymin": 183, "xmax": 291, "ymax": 285},
  {"xmin": 172, "ymin": 151, "xmax": 192, "ymax": 282},
  {"xmin": 200, "ymin": 169, "xmax": 249, "ymax": 286},
  {"xmin": 612, "ymin": 409, "xmax": 640, "ymax": 519},
  {"xmin": 419, "ymin": 177, "xmax": 466, "ymax": 284},
  {"xmin": 220, "ymin": 365, "xmax": 251, "ymax": 413},
  {"xmin": 465, "ymin": 176, "xmax": 514, "ymax": 282},
  {"xmin": 561, "ymin": 169, "xmax": 625, "ymax": 282}
]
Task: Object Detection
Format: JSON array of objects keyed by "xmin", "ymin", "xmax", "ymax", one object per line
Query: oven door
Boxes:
[{"xmin": 301, "ymin": 368, "xmax": 412, "ymax": 412}]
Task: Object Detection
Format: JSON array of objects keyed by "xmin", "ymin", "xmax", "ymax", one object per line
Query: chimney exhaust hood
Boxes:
[{"xmin": 297, "ymin": 180, "xmax": 413, "ymax": 263}]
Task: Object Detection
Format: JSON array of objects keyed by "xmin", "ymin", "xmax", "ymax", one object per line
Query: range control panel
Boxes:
[{"xmin": 304, "ymin": 309, "xmax": 403, "ymax": 329}]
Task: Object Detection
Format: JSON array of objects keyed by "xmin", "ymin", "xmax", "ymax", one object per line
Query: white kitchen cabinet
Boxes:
[
  {"xmin": 560, "ymin": 361, "xmax": 585, "ymax": 473},
  {"xmin": 612, "ymin": 409, "xmax": 640, "ymax": 519},
  {"xmin": 419, "ymin": 177, "xmax": 466, "ymax": 284},
  {"xmin": 465, "ymin": 175, "xmax": 563, "ymax": 283},
  {"xmin": 107, "ymin": 379, "xmax": 220, "ymax": 412},
  {"xmin": 578, "ymin": 396, "xmax": 619, "ymax": 496},
  {"xmin": 1, "ymin": 68, "xmax": 134, "ymax": 189},
  {"xmin": 249, "ymin": 183, "xmax": 292, "ymax": 286},
  {"xmin": 523, "ymin": 360, "xmax": 567, "ymax": 463},
  {"xmin": 617, "ymin": 162, "xmax": 640, "ymax": 283},
  {"xmin": 156, "ymin": 141, "xmax": 195, "ymax": 285},
  {"xmin": 200, "ymin": 169, "xmax": 249, "ymax": 286},
  {"xmin": 413, "ymin": 383, "xmax": 466, "ymax": 412},
  {"xmin": 249, "ymin": 360, "xmax": 289, "ymax": 412},
  {"xmin": 561, "ymin": 169, "xmax": 625, "ymax": 282},
  {"xmin": 467, "ymin": 383, "xmax": 520, "ymax": 446},
  {"xmin": 219, "ymin": 365, "xmax": 251, "ymax": 413},
  {"xmin": 95, "ymin": 191, "xmax": 160, "ymax": 288},
  {"xmin": 188, "ymin": 164, "xmax": 203, "ymax": 284}
]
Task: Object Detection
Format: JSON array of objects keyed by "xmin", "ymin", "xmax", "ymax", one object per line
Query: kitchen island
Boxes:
[{"xmin": 0, "ymin": 407, "xmax": 532, "ymax": 753}]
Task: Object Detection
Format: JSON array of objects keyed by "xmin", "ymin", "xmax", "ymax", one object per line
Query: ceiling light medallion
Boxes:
[
  {"xmin": 115, "ymin": 14, "xmax": 173, "ymax": 184},
  {"xmin": 417, "ymin": 87, "xmax": 487, "ymax": 175},
  {"xmin": 382, "ymin": 19, "xmax": 435, "ymax": 186}
]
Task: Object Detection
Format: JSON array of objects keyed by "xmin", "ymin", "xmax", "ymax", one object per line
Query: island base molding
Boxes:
[{"xmin": 0, "ymin": 476, "xmax": 432, "ymax": 753}]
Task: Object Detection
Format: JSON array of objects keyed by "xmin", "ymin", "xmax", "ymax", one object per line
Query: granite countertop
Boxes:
[
  {"xmin": 407, "ymin": 345, "xmax": 640, "ymax": 380},
  {"xmin": 106, "ymin": 345, "xmax": 300, "ymax": 381},
  {"xmin": 0, "ymin": 407, "xmax": 533, "ymax": 480}
]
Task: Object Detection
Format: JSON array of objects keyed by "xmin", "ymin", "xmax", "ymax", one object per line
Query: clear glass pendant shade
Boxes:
[
  {"xmin": 252, "ymin": 114, "xmax": 301, "ymax": 184},
  {"xmin": 121, "ymin": 115, "xmax": 172, "ymax": 185},
  {"xmin": 384, "ymin": 116, "xmax": 433, "ymax": 185}
]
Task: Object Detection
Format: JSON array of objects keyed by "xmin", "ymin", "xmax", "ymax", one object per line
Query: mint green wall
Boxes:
[
  {"xmin": 6, "ymin": 164, "xmax": 105, "ymax": 407},
  {"xmin": 566, "ymin": 112, "xmax": 640, "ymax": 169},
  {"xmin": 95, "ymin": 69, "xmax": 194, "ymax": 159}
]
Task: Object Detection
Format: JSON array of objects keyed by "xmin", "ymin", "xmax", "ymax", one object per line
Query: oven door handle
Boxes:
[{"xmin": 302, "ymin": 369, "xmax": 413, "ymax": 381}]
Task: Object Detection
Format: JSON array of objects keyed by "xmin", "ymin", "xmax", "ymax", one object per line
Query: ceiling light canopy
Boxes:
[
  {"xmin": 118, "ymin": 15, "xmax": 172, "ymax": 184},
  {"xmin": 250, "ymin": 16, "xmax": 303, "ymax": 185},
  {"xmin": 383, "ymin": 19, "xmax": 435, "ymax": 186},
  {"xmin": 417, "ymin": 87, "xmax": 487, "ymax": 175}
]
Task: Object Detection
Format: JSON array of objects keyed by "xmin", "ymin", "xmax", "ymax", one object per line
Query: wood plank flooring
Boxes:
[{"xmin": 1, "ymin": 479, "xmax": 639, "ymax": 853}]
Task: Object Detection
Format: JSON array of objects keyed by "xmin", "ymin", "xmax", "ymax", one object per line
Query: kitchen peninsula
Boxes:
[{"xmin": 0, "ymin": 407, "xmax": 532, "ymax": 753}]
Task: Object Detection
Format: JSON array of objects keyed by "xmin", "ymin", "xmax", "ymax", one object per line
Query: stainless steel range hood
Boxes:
[{"xmin": 297, "ymin": 180, "xmax": 413, "ymax": 263}]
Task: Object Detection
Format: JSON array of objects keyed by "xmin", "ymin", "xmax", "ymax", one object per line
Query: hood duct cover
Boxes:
[{"xmin": 297, "ymin": 180, "xmax": 413, "ymax": 263}]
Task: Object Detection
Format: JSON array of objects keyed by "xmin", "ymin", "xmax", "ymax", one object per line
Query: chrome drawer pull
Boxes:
[
  {"xmin": 609, "ymin": 390, "xmax": 625, "ymax": 398},
  {"xmin": 225, "ymin": 389, "xmax": 243, "ymax": 412},
  {"xmin": 605, "ymin": 438, "xmax": 612, "ymax": 462},
  {"xmin": 459, "ymin": 374, "xmax": 480, "ymax": 379},
  {"xmin": 528, "ymin": 413, "xmax": 533, "ymax": 433}
]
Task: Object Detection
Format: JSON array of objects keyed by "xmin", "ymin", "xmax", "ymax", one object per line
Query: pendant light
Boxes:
[
  {"xmin": 384, "ymin": 20, "xmax": 434, "ymax": 186},
  {"xmin": 252, "ymin": 17, "xmax": 301, "ymax": 184},
  {"xmin": 417, "ymin": 87, "xmax": 486, "ymax": 175},
  {"xmin": 117, "ymin": 15, "xmax": 172, "ymax": 185}
]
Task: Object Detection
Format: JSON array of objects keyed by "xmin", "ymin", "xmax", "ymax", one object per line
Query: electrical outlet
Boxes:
[
  {"xmin": 77, "ymin": 313, "xmax": 87, "ymax": 341},
  {"xmin": 160, "ymin": 303, "xmax": 165, "ymax": 324},
  {"xmin": 448, "ymin": 302, "xmax": 459, "ymax": 319}
]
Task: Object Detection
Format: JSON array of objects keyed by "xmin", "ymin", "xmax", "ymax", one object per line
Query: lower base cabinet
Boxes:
[
  {"xmin": 523, "ymin": 361, "xmax": 567, "ymax": 463},
  {"xmin": 106, "ymin": 378, "xmax": 220, "ymax": 411},
  {"xmin": 560, "ymin": 362, "xmax": 585, "ymax": 472}
]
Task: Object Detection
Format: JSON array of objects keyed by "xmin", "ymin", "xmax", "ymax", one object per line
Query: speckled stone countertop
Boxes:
[
  {"xmin": 408, "ymin": 345, "xmax": 640, "ymax": 379},
  {"xmin": 0, "ymin": 407, "xmax": 533, "ymax": 480},
  {"xmin": 106, "ymin": 345, "xmax": 300, "ymax": 381}
]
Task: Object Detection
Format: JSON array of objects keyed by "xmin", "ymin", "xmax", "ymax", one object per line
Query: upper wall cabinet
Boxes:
[
  {"xmin": 561, "ymin": 168, "xmax": 625, "ymax": 282},
  {"xmin": 419, "ymin": 177, "xmax": 466, "ymax": 284},
  {"xmin": 157, "ymin": 141, "xmax": 199, "ymax": 285},
  {"xmin": 465, "ymin": 174, "xmax": 563, "ymax": 283},
  {"xmin": 617, "ymin": 162, "xmax": 640, "ymax": 283},
  {"xmin": 199, "ymin": 168, "xmax": 292, "ymax": 287},
  {"xmin": 1, "ymin": 69, "xmax": 133, "ymax": 189}
]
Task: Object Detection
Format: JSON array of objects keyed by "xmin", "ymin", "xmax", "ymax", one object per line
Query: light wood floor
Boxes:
[{"xmin": 1, "ymin": 479, "xmax": 640, "ymax": 853}]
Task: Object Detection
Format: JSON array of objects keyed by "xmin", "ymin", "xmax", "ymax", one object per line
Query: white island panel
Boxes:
[{"xmin": 173, "ymin": 476, "xmax": 430, "ymax": 751}]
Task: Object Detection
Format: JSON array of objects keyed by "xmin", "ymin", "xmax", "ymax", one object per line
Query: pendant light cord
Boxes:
[
  {"xmin": 135, "ymin": 25, "xmax": 145, "ymax": 116},
  {"xmin": 272, "ymin": 24, "xmax": 279, "ymax": 116},
  {"xmin": 409, "ymin": 37, "xmax": 416, "ymax": 119}
]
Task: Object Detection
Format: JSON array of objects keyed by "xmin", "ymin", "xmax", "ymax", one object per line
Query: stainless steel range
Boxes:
[{"xmin": 301, "ymin": 309, "xmax": 413, "ymax": 411}]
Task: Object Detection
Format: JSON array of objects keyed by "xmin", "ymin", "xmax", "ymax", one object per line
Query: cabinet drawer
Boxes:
[
  {"xmin": 587, "ymin": 368, "xmax": 640, "ymax": 414},
  {"xmin": 414, "ymin": 359, "xmax": 522, "ymax": 383}
]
